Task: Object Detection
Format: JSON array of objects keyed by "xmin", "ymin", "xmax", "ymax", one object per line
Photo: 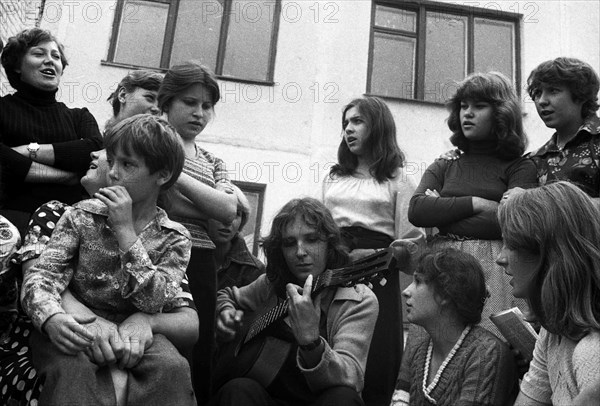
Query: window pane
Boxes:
[
  {"xmin": 170, "ymin": 0, "xmax": 223, "ymax": 69},
  {"xmin": 222, "ymin": 0, "xmax": 276, "ymax": 81},
  {"xmin": 424, "ymin": 12, "xmax": 467, "ymax": 103},
  {"xmin": 474, "ymin": 18, "xmax": 515, "ymax": 82},
  {"xmin": 114, "ymin": 0, "xmax": 168, "ymax": 67},
  {"xmin": 375, "ymin": 5, "xmax": 416, "ymax": 32},
  {"xmin": 370, "ymin": 32, "xmax": 416, "ymax": 99}
]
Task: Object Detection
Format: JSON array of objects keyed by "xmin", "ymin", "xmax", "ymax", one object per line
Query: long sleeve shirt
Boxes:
[
  {"xmin": 409, "ymin": 152, "xmax": 537, "ymax": 240},
  {"xmin": 21, "ymin": 199, "xmax": 191, "ymax": 330},
  {"xmin": 0, "ymin": 85, "xmax": 103, "ymax": 211}
]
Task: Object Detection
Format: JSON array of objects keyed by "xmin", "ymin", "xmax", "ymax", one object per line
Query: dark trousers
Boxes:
[
  {"xmin": 186, "ymin": 247, "xmax": 217, "ymax": 406},
  {"xmin": 208, "ymin": 378, "xmax": 365, "ymax": 406},
  {"xmin": 340, "ymin": 226, "xmax": 402, "ymax": 406},
  {"xmin": 31, "ymin": 331, "xmax": 196, "ymax": 406}
]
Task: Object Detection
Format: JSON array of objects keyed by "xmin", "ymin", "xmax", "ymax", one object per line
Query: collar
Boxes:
[
  {"xmin": 14, "ymin": 79, "xmax": 58, "ymax": 106},
  {"xmin": 222, "ymin": 234, "xmax": 259, "ymax": 268},
  {"xmin": 74, "ymin": 198, "xmax": 191, "ymax": 238},
  {"xmin": 530, "ymin": 115, "xmax": 600, "ymax": 157}
]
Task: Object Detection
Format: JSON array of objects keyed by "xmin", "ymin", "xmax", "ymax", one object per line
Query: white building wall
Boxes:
[{"xmin": 10, "ymin": 0, "xmax": 598, "ymax": 236}]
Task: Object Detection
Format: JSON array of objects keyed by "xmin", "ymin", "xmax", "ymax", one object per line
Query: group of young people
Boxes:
[{"xmin": 1, "ymin": 26, "xmax": 599, "ymax": 406}]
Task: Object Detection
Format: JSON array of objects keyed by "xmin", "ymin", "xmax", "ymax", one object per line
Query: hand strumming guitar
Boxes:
[{"xmin": 216, "ymin": 308, "xmax": 244, "ymax": 342}]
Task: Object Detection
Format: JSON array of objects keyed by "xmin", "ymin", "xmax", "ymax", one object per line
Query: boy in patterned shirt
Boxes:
[{"xmin": 21, "ymin": 114, "xmax": 196, "ymax": 405}]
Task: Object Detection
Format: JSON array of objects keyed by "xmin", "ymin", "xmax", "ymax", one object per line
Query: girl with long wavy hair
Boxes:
[
  {"xmin": 408, "ymin": 72, "xmax": 538, "ymax": 335},
  {"xmin": 322, "ymin": 96, "xmax": 424, "ymax": 404}
]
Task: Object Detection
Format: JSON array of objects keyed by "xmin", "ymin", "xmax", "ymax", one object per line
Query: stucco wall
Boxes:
[{"xmin": 5, "ymin": 0, "xmax": 598, "ymax": 236}]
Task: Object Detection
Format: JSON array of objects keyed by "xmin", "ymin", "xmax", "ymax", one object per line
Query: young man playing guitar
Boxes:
[{"xmin": 211, "ymin": 197, "xmax": 380, "ymax": 406}]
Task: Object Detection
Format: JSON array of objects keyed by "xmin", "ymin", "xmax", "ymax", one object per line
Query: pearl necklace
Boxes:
[{"xmin": 422, "ymin": 325, "xmax": 472, "ymax": 405}]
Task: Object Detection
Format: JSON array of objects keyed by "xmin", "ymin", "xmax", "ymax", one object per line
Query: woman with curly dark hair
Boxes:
[
  {"xmin": 393, "ymin": 248, "xmax": 518, "ymax": 406},
  {"xmin": 212, "ymin": 197, "xmax": 378, "ymax": 406},
  {"xmin": 408, "ymin": 72, "xmax": 537, "ymax": 334}
]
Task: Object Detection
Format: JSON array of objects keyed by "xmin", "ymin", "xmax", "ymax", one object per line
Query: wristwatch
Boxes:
[
  {"xmin": 27, "ymin": 142, "xmax": 40, "ymax": 159},
  {"xmin": 299, "ymin": 337, "xmax": 322, "ymax": 351}
]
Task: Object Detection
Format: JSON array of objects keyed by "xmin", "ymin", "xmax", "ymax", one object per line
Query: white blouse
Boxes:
[{"xmin": 321, "ymin": 168, "xmax": 420, "ymax": 241}]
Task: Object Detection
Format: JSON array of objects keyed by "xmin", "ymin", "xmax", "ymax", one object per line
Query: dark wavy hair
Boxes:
[
  {"xmin": 158, "ymin": 61, "xmax": 220, "ymax": 111},
  {"xmin": 1, "ymin": 28, "xmax": 68, "ymax": 90},
  {"xmin": 417, "ymin": 248, "xmax": 488, "ymax": 325},
  {"xmin": 329, "ymin": 96, "xmax": 405, "ymax": 183},
  {"xmin": 447, "ymin": 72, "xmax": 526, "ymax": 160},
  {"xmin": 261, "ymin": 198, "xmax": 350, "ymax": 297},
  {"xmin": 527, "ymin": 57, "xmax": 600, "ymax": 119},
  {"xmin": 108, "ymin": 70, "xmax": 163, "ymax": 116},
  {"xmin": 104, "ymin": 114, "xmax": 185, "ymax": 191},
  {"xmin": 498, "ymin": 181, "xmax": 600, "ymax": 341}
]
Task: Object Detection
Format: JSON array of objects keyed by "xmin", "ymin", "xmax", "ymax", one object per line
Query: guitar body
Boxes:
[
  {"xmin": 213, "ymin": 324, "xmax": 292, "ymax": 390},
  {"xmin": 213, "ymin": 248, "xmax": 397, "ymax": 392}
]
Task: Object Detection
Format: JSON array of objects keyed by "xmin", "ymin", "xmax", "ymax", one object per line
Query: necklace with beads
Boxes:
[{"xmin": 422, "ymin": 325, "xmax": 472, "ymax": 405}]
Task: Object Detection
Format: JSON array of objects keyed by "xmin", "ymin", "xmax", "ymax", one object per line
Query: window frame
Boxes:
[
  {"xmin": 232, "ymin": 180, "xmax": 266, "ymax": 257},
  {"xmin": 104, "ymin": 0, "xmax": 281, "ymax": 85},
  {"xmin": 367, "ymin": 0, "xmax": 522, "ymax": 104}
]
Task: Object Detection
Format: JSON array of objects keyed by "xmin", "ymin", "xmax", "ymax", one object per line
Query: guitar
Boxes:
[{"xmin": 213, "ymin": 247, "xmax": 398, "ymax": 390}]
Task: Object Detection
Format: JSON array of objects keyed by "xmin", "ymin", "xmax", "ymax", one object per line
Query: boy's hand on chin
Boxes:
[{"xmin": 95, "ymin": 186, "xmax": 134, "ymax": 231}]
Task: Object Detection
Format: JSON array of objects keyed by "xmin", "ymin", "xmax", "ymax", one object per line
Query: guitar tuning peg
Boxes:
[
  {"xmin": 379, "ymin": 277, "xmax": 387, "ymax": 287},
  {"xmin": 367, "ymin": 282, "xmax": 373, "ymax": 290}
]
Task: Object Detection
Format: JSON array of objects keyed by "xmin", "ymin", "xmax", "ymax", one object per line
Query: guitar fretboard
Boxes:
[
  {"xmin": 242, "ymin": 248, "xmax": 394, "ymax": 344},
  {"xmin": 244, "ymin": 273, "xmax": 328, "ymax": 343}
]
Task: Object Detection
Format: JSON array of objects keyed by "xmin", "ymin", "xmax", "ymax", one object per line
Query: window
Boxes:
[
  {"xmin": 368, "ymin": 1, "xmax": 520, "ymax": 103},
  {"xmin": 106, "ymin": 0, "xmax": 281, "ymax": 83},
  {"xmin": 232, "ymin": 181, "xmax": 266, "ymax": 256}
]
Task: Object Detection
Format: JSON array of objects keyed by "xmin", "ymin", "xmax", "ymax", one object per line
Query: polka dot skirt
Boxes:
[{"xmin": 0, "ymin": 316, "xmax": 42, "ymax": 405}]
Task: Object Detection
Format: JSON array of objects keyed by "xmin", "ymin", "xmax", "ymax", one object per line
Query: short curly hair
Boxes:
[
  {"xmin": 416, "ymin": 248, "xmax": 488, "ymax": 325},
  {"xmin": 527, "ymin": 57, "xmax": 600, "ymax": 119},
  {"xmin": 1, "ymin": 28, "xmax": 68, "ymax": 90},
  {"xmin": 447, "ymin": 72, "xmax": 527, "ymax": 160}
]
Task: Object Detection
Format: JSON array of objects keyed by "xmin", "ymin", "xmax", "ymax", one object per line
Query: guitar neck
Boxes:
[
  {"xmin": 244, "ymin": 273, "xmax": 328, "ymax": 344},
  {"xmin": 243, "ymin": 248, "xmax": 395, "ymax": 344}
]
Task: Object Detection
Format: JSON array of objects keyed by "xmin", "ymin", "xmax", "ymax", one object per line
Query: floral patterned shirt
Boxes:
[
  {"xmin": 529, "ymin": 115, "xmax": 600, "ymax": 197},
  {"xmin": 21, "ymin": 199, "xmax": 192, "ymax": 330}
]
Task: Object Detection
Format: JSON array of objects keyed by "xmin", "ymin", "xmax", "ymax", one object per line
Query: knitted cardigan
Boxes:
[{"xmin": 397, "ymin": 326, "xmax": 519, "ymax": 406}]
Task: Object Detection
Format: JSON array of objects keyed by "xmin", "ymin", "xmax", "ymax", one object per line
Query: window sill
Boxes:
[
  {"xmin": 364, "ymin": 93, "xmax": 449, "ymax": 107},
  {"xmin": 100, "ymin": 60, "xmax": 276, "ymax": 87}
]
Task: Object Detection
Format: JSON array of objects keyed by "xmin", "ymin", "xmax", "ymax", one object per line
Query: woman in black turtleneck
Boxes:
[
  {"xmin": 0, "ymin": 28, "xmax": 103, "ymax": 236},
  {"xmin": 408, "ymin": 72, "xmax": 537, "ymax": 335}
]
